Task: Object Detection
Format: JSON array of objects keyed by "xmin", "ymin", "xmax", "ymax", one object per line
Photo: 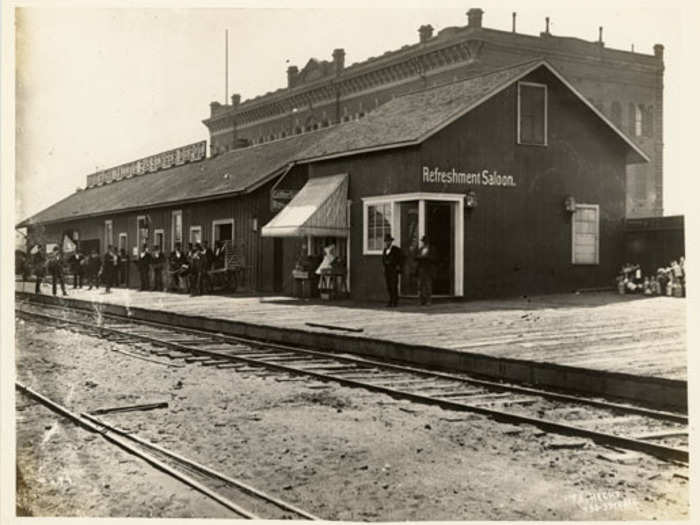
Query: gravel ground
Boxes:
[{"xmin": 15, "ymin": 317, "xmax": 689, "ymax": 520}]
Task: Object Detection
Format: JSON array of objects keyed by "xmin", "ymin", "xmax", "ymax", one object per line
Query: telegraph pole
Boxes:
[{"xmin": 225, "ymin": 29, "xmax": 229, "ymax": 104}]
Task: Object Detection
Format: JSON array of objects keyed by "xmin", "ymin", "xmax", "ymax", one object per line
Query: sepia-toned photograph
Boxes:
[{"xmin": 3, "ymin": 1, "xmax": 695, "ymax": 522}]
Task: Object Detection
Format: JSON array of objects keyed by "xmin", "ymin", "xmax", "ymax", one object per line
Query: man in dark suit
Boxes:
[
  {"xmin": 138, "ymin": 243, "xmax": 151, "ymax": 291},
  {"xmin": 382, "ymin": 233, "xmax": 403, "ymax": 307},
  {"xmin": 118, "ymin": 248, "xmax": 129, "ymax": 287},
  {"xmin": 32, "ymin": 245, "xmax": 46, "ymax": 294},
  {"xmin": 102, "ymin": 245, "xmax": 119, "ymax": 293},
  {"xmin": 85, "ymin": 249, "xmax": 101, "ymax": 290},
  {"xmin": 47, "ymin": 246, "xmax": 68, "ymax": 296},
  {"xmin": 168, "ymin": 242, "xmax": 187, "ymax": 292},
  {"xmin": 189, "ymin": 244, "xmax": 202, "ymax": 296},
  {"xmin": 198, "ymin": 241, "xmax": 213, "ymax": 294},
  {"xmin": 68, "ymin": 250, "xmax": 84, "ymax": 289},
  {"xmin": 415, "ymin": 235, "xmax": 437, "ymax": 306},
  {"xmin": 151, "ymin": 244, "xmax": 165, "ymax": 291},
  {"xmin": 213, "ymin": 240, "xmax": 226, "ymax": 270}
]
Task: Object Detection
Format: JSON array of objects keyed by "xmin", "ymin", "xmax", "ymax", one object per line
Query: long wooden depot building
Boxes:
[{"xmin": 20, "ymin": 60, "xmax": 648, "ymax": 301}]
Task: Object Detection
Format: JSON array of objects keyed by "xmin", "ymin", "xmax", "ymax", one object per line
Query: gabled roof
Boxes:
[
  {"xmin": 20, "ymin": 59, "xmax": 648, "ymax": 228},
  {"xmin": 294, "ymin": 59, "xmax": 649, "ymax": 165},
  {"xmin": 18, "ymin": 128, "xmax": 336, "ymax": 227}
]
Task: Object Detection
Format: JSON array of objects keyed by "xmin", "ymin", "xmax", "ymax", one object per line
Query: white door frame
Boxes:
[
  {"xmin": 212, "ymin": 218, "xmax": 235, "ymax": 243},
  {"xmin": 171, "ymin": 209, "xmax": 182, "ymax": 251},
  {"xmin": 118, "ymin": 232, "xmax": 127, "ymax": 252},
  {"xmin": 362, "ymin": 192, "xmax": 464, "ymax": 296},
  {"xmin": 153, "ymin": 228, "xmax": 165, "ymax": 250},
  {"xmin": 104, "ymin": 219, "xmax": 113, "ymax": 249}
]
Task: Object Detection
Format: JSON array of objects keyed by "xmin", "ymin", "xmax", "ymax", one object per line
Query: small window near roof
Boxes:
[{"xmin": 518, "ymin": 82, "xmax": 547, "ymax": 146}]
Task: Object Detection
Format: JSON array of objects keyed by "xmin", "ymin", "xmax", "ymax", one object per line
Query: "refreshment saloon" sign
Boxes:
[{"xmin": 422, "ymin": 166, "xmax": 516, "ymax": 187}]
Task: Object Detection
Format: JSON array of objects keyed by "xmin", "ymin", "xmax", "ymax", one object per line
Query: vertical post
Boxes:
[
  {"xmin": 455, "ymin": 199, "xmax": 464, "ymax": 297},
  {"xmin": 346, "ymin": 200, "xmax": 351, "ymax": 293},
  {"xmin": 225, "ymin": 29, "xmax": 229, "ymax": 104},
  {"xmin": 418, "ymin": 200, "xmax": 426, "ymax": 243},
  {"xmin": 512, "ymin": 12, "xmax": 516, "ymax": 32}
]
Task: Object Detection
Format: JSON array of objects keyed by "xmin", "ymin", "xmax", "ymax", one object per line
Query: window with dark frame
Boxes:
[{"xmin": 518, "ymin": 83, "xmax": 547, "ymax": 146}]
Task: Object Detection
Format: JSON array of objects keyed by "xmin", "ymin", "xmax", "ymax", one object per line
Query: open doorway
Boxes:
[
  {"xmin": 213, "ymin": 219, "xmax": 234, "ymax": 243},
  {"xmin": 425, "ymin": 201, "xmax": 454, "ymax": 296}
]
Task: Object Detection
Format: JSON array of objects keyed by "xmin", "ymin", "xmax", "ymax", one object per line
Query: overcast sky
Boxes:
[{"xmin": 13, "ymin": 2, "xmax": 694, "ymax": 222}]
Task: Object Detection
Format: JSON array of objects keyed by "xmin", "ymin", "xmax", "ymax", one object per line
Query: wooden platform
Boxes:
[{"xmin": 17, "ymin": 281, "xmax": 686, "ymax": 383}]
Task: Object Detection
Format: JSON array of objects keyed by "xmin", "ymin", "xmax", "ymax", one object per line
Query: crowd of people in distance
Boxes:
[
  {"xmin": 28, "ymin": 240, "xmax": 227, "ymax": 297},
  {"xmin": 160, "ymin": 240, "xmax": 226, "ymax": 296},
  {"xmin": 30, "ymin": 243, "xmax": 122, "ymax": 296},
  {"xmin": 617, "ymin": 257, "xmax": 686, "ymax": 297}
]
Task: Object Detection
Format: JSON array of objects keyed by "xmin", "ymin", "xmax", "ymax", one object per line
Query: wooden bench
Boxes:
[{"xmin": 208, "ymin": 242, "xmax": 246, "ymax": 293}]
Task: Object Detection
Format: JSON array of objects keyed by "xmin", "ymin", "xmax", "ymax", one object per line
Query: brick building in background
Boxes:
[{"xmin": 204, "ymin": 8, "xmax": 664, "ymax": 218}]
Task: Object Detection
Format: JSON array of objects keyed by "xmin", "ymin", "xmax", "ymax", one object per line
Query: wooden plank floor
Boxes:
[{"xmin": 18, "ymin": 282, "xmax": 687, "ymax": 380}]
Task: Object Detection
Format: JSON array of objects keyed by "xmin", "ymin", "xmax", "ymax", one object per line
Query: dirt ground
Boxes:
[{"xmin": 14, "ymin": 318, "xmax": 688, "ymax": 520}]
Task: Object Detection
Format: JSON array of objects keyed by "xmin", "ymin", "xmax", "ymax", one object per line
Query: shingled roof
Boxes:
[
  {"xmin": 20, "ymin": 59, "xmax": 647, "ymax": 228},
  {"xmin": 18, "ymin": 127, "xmax": 336, "ymax": 227},
  {"xmin": 294, "ymin": 59, "xmax": 649, "ymax": 164}
]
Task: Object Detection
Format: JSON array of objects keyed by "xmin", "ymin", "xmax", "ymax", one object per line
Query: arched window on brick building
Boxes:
[
  {"xmin": 611, "ymin": 101, "xmax": 622, "ymax": 127},
  {"xmin": 643, "ymin": 106, "xmax": 654, "ymax": 137},
  {"xmin": 628, "ymin": 103, "xmax": 636, "ymax": 135},
  {"xmin": 634, "ymin": 105, "xmax": 643, "ymax": 137}
]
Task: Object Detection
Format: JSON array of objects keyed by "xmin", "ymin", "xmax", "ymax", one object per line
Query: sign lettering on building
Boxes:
[
  {"xmin": 271, "ymin": 189, "xmax": 298, "ymax": 212},
  {"xmin": 422, "ymin": 166, "xmax": 516, "ymax": 187},
  {"xmin": 86, "ymin": 141, "xmax": 207, "ymax": 188}
]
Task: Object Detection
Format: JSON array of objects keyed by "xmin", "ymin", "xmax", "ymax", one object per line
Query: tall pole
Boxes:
[{"xmin": 225, "ymin": 29, "xmax": 229, "ymax": 104}]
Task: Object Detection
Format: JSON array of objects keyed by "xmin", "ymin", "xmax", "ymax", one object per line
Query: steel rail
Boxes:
[
  {"xmin": 81, "ymin": 413, "xmax": 319, "ymax": 520},
  {"xmin": 17, "ymin": 302, "xmax": 687, "ymax": 423},
  {"xmin": 17, "ymin": 307, "xmax": 689, "ymax": 463},
  {"xmin": 15, "ymin": 381, "xmax": 259, "ymax": 519}
]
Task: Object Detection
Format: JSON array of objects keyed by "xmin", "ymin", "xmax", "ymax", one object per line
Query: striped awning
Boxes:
[{"xmin": 261, "ymin": 173, "xmax": 349, "ymax": 237}]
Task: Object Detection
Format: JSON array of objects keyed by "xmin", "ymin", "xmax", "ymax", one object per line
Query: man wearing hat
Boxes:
[
  {"xmin": 382, "ymin": 233, "xmax": 403, "ymax": 307},
  {"xmin": 47, "ymin": 246, "xmax": 68, "ymax": 296},
  {"xmin": 415, "ymin": 235, "xmax": 437, "ymax": 306}
]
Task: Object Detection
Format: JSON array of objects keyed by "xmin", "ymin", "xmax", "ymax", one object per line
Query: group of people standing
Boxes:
[
  {"xmin": 159, "ymin": 240, "xmax": 225, "ymax": 296},
  {"xmin": 29, "ymin": 240, "xmax": 227, "ymax": 297},
  {"xmin": 382, "ymin": 233, "xmax": 437, "ymax": 307},
  {"xmin": 31, "ymin": 241, "xmax": 225, "ymax": 295},
  {"xmin": 31, "ymin": 244, "xmax": 124, "ymax": 296}
]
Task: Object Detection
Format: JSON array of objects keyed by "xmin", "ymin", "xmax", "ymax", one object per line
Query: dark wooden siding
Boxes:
[
  {"xmin": 296, "ymin": 69, "xmax": 629, "ymax": 301},
  {"xmin": 28, "ymin": 182, "xmax": 279, "ymax": 291},
  {"xmin": 419, "ymin": 67, "xmax": 628, "ymax": 297}
]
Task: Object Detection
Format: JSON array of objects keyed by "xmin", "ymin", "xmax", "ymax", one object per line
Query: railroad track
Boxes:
[
  {"xmin": 15, "ymin": 381, "xmax": 318, "ymax": 520},
  {"xmin": 16, "ymin": 300, "xmax": 689, "ymax": 463}
]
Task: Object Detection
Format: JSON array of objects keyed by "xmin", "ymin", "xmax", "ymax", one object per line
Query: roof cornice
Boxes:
[{"xmin": 204, "ymin": 25, "xmax": 662, "ymax": 127}]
